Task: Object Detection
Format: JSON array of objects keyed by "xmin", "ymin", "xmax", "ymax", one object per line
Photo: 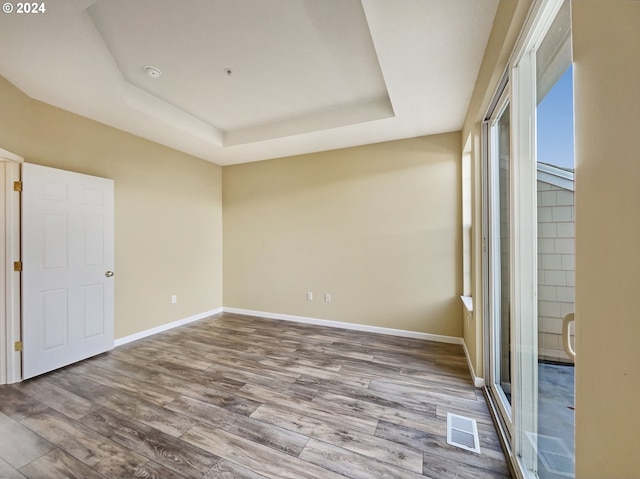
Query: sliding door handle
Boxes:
[{"xmin": 562, "ymin": 313, "xmax": 576, "ymax": 360}]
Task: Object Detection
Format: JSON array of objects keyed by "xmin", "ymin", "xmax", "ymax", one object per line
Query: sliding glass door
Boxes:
[
  {"xmin": 486, "ymin": 89, "xmax": 513, "ymax": 435},
  {"xmin": 484, "ymin": 1, "xmax": 574, "ymax": 478},
  {"xmin": 526, "ymin": 1, "xmax": 575, "ymax": 477}
]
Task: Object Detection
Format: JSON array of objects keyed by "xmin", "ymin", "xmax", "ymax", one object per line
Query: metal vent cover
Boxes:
[{"xmin": 447, "ymin": 413, "xmax": 481, "ymax": 453}]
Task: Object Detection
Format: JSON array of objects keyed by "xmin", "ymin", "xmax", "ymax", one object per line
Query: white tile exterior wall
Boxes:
[{"xmin": 538, "ymin": 181, "xmax": 575, "ymax": 363}]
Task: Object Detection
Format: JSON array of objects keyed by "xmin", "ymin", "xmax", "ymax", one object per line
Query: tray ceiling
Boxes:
[{"xmin": 0, "ymin": 0, "xmax": 498, "ymax": 165}]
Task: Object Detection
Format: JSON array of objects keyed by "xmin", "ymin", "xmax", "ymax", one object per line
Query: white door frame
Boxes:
[
  {"xmin": 511, "ymin": 1, "xmax": 567, "ymax": 476},
  {"xmin": 485, "ymin": 87, "xmax": 514, "ymax": 437},
  {"xmin": 0, "ymin": 147, "xmax": 23, "ymax": 385}
]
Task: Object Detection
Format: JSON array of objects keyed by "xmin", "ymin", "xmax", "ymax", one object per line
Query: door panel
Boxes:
[
  {"xmin": 83, "ymin": 284, "xmax": 105, "ymax": 338},
  {"xmin": 496, "ymin": 103, "xmax": 512, "ymax": 406},
  {"xmin": 533, "ymin": 5, "xmax": 575, "ymax": 477},
  {"xmin": 486, "ymin": 91, "xmax": 514, "ymax": 436},
  {"xmin": 42, "ymin": 289, "xmax": 68, "ymax": 350},
  {"xmin": 22, "ymin": 163, "xmax": 114, "ymax": 379},
  {"xmin": 43, "ymin": 213, "xmax": 67, "ymax": 269},
  {"xmin": 484, "ymin": 4, "xmax": 574, "ymax": 477}
]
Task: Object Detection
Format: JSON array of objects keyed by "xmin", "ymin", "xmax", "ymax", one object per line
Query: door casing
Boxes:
[{"xmin": 0, "ymin": 147, "xmax": 23, "ymax": 385}]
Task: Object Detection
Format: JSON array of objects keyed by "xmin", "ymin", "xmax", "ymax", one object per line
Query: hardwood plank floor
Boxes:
[{"xmin": 0, "ymin": 312, "xmax": 511, "ymax": 478}]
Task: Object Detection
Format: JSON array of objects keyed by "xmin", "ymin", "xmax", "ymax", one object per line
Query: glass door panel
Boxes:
[
  {"xmin": 484, "ymin": 2, "xmax": 574, "ymax": 478},
  {"xmin": 534, "ymin": 2, "xmax": 575, "ymax": 476},
  {"xmin": 512, "ymin": 1, "xmax": 574, "ymax": 477},
  {"xmin": 496, "ymin": 104, "xmax": 512, "ymax": 407},
  {"xmin": 486, "ymin": 91, "xmax": 513, "ymax": 434}
]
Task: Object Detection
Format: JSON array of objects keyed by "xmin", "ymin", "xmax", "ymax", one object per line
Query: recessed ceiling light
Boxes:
[{"xmin": 144, "ymin": 66, "xmax": 162, "ymax": 79}]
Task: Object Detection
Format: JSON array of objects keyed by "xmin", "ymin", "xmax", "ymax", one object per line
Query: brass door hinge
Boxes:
[
  {"xmin": 13, "ymin": 261, "xmax": 22, "ymax": 272},
  {"xmin": 13, "ymin": 181, "xmax": 22, "ymax": 192},
  {"xmin": 14, "ymin": 341, "xmax": 23, "ymax": 352}
]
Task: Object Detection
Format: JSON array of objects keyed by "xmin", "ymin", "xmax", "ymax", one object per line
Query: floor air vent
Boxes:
[{"xmin": 447, "ymin": 413, "xmax": 481, "ymax": 453}]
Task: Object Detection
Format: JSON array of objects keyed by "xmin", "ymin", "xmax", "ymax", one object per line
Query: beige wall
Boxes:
[
  {"xmin": 223, "ymin": 133, "xmax": 463, "ymax": 337},
  {"xmin": 0, "ymin": 76, "xmax": 223, "ymax": 339},
  {"xmin": 572, "ymin": 1, "xmax": 640, "ymax": 477}
]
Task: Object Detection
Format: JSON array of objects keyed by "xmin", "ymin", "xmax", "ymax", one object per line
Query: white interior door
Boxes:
[{"xmin": 22, "ymin": 163, "xmax": 114, "ymax": 379}]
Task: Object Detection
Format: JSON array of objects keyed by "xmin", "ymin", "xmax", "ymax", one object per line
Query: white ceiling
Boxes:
[{"xmin": 0, "ymin": 0, "xmax": 498, "ymax": 166}]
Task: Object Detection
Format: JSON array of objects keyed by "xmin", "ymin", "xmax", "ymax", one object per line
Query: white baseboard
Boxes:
[
  {"xmin": 223, "ymin": 307, "xmax": 464, "ymax": 345},
  {"xmin": 462, "ymin": 340, "xmax": 485, "ymax": 388},
  {"xmin": 114, "ymin": 308, "xmax": 223, "ymax": 347}
]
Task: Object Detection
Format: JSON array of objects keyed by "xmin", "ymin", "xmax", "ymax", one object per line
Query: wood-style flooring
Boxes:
[{"xmin": 0, "ymin": 312, "xmax": 511, "ymax": 478}]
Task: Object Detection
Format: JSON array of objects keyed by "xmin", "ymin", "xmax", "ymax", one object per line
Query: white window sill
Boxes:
[{"xmin": 460, "ymin": 295, "xmax": 473, "ymax": 314}]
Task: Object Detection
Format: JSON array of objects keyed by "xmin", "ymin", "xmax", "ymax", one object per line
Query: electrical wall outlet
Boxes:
[
  {"xmin": 324, "ymin": 293, "xmax": 331, "ymax": 303},
  {"xmin": 171, "ymin": 295, "xmax": 177, "ymax": 304},
  {"xmin": 307, "ymin": 292, "xmax": 313, "ymax": 301}
]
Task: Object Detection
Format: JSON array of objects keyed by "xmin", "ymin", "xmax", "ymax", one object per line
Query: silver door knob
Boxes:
[{"xmin": 105, "ymin": 271, "xmax": 114, "ymax": 277}]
